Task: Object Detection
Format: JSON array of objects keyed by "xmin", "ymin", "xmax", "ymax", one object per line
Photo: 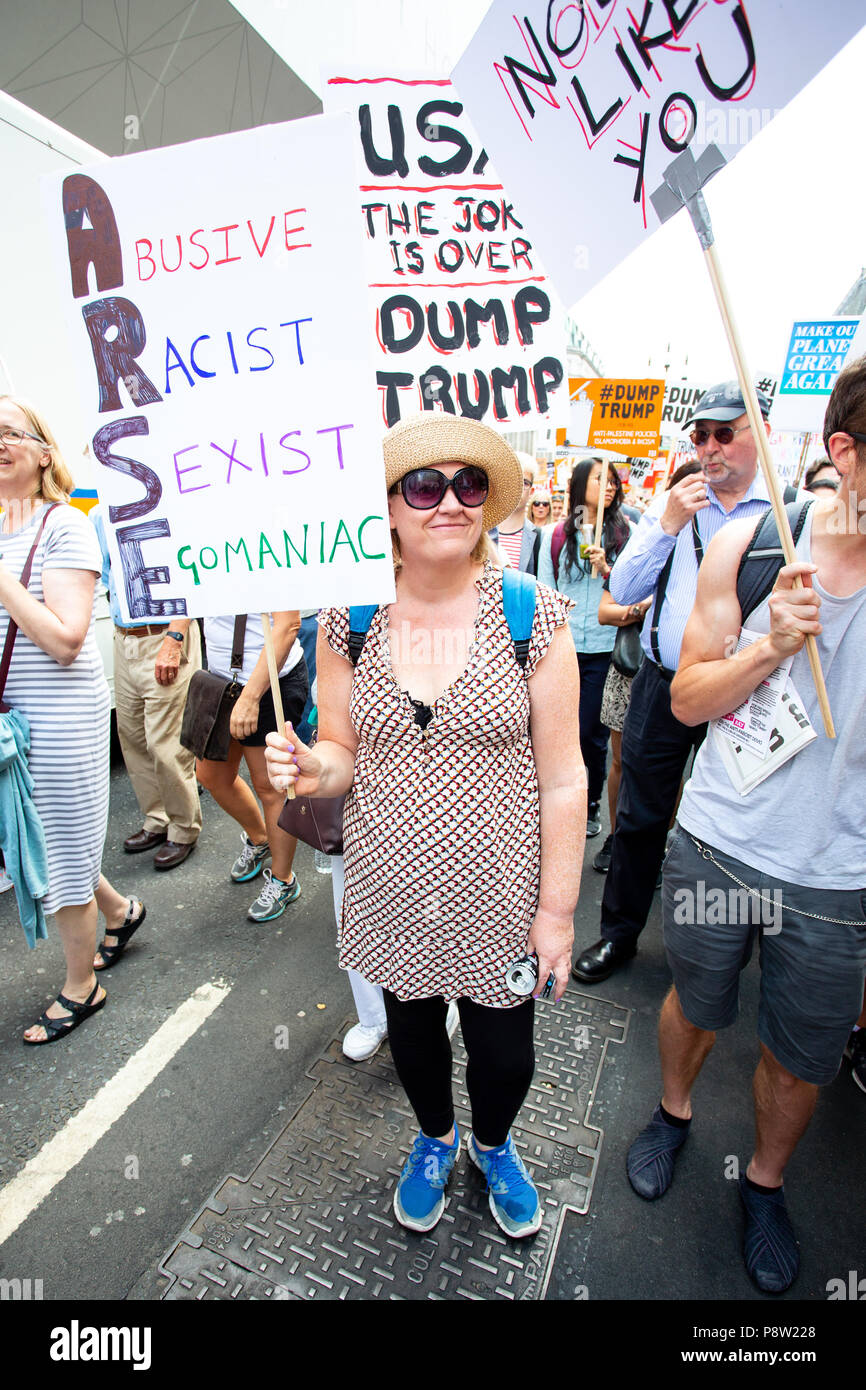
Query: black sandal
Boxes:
[
  {"xmin": 94, "ymin": 898, "xmax": 146, "ymax": 971},
  {"xmin": 23, "ymin": 980, "xmax": 107, "ymax": 1045}
]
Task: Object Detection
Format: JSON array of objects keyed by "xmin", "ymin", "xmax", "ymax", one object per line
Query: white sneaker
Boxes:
[
  {"xmin": 0, "ymin": 866, "xmax": 13, "ymax": 893},
  {"xmin": 446, "ymin": 1000, "xmax": 460, "ymax": 1039},
  {"xmin": 342, "ymin": 1020, "xmax": 388, "ymax": 1061}
]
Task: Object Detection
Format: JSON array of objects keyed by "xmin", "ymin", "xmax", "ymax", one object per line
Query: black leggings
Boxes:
[{"xmin": 382, "ymin": 990, "xmax": 535, "ymax": 1148}]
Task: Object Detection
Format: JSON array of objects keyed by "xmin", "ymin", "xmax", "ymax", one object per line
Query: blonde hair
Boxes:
[{"xmin": 0, "ymin": 395, "xmax": 75, "ymax": 502}]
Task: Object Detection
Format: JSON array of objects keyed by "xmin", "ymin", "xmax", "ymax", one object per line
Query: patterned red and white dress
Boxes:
[{"xmin": 318, "ymin": 563, "xmax": 573, "ymax": 1008}]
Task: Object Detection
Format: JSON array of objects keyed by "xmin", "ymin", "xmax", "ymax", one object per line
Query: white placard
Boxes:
[
  {"xmin": 324, "ymin": 73, "xmax": 568, "ymax": 429},
  {"xmin": 42, "ymin": 114, "xmax": 395, "ymax": 621},
  {"xmin": 452, "ymin": 3, "xmax": 865, "ymax": 308}
]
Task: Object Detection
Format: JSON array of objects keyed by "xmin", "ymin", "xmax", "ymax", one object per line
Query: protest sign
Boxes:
[
  {"xmin": 662, "ymin": 375, "xmax": 778, "ymax": 434},
  {"xmin": 771, "ymin": 318, "xmax": 860, "ymax": 432},
  {"xmin": 324, "ymin": 74, "xmax": 568, "ymax": 429},
  {"xmin": 42, "ymin": 115, "xmax": 394, "ymax": 622},
  {"xmin": 452, "ymin": 2, "xmax": 864, "ymax": 307},
  {"xmin": 567, "ymin": 377, "xmax": 664, "ymax": 457}
]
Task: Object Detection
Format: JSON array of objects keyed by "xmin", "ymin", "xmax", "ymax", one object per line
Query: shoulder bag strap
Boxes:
[
  {"xmin": 230, "ymin": 615, "xmax": 247, "ymax": 675},
  {"xmin": 0, "ymin": 503, "xmax": 59, "ymax": 708}
]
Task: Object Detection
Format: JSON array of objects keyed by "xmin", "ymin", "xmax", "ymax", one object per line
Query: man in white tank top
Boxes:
[{"xmin": 625, "ymin": 356, "xmax": 866, "ymax": 1295}]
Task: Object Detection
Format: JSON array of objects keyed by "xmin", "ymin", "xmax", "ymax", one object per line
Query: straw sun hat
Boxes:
[{"xmin": 383, "ymin": 412, "xmax": 524, "ymax": 531}]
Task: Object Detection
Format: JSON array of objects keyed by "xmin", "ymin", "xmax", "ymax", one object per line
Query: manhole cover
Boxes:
[{"xmin": 159, "ymin": 989, "xmax": 630, "ymax": 1300}]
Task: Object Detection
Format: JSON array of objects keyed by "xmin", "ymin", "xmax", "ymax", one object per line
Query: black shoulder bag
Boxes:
[{"xmin": 180, "ymin": 615, "xmax": 247, "ymax": 761}]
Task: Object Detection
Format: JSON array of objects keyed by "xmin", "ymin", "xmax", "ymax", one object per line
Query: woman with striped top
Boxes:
[{"xmin": 0, "ymin": 396, "xmax": 143, "ymax": 1044}]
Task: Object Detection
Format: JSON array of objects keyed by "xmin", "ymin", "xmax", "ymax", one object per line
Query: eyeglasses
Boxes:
[
  {"xmin": 0, "ymin": 426, "xmax": 48, "ymax": 447},
  {"xmin": 532, "ymin": 500, "xmax": 551, "ymax": 509},
  {"xmin": 846, "ymin": 429, "xmax": 866, "ymax": 444},
  {"xmin": 395, "ymin": 465, "xmax": 489, "ymax": 510},
  {"xmin": 522, "ymin": 478, "xmax": 534, "ymax": 488},
  {"xmin": 689, "ymin": 423, "xmax": 750, "ymax": 448}
]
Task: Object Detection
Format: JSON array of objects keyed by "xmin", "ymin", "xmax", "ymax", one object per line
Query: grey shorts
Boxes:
[{"xmin": 662, "ymin": 825, "xmax": 866, "ymax": 1085}]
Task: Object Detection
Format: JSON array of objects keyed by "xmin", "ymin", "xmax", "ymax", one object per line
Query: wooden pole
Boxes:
[
  {"xmin": 703, "ymin": 244, "xmax": 835, "ymax": 738},
  {"xmin": 794, "ymin": 432, "xmax": 813, "ymax": 488},
  {"xmin": 261, "ymin": 611, "xmax": 294, "ymax": 799},
  {"xmin": 591, "ymin": 456, "xmax": 608, "ymax": 578}
]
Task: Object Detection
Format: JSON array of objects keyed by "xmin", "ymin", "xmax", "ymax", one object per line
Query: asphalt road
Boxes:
[
  {"xmin": 0, "ymin": 747, "xmax": 356, "ymax": 1301},
  {"xmin": 1, "ymin": 744, "xmax": 863, "ymax": 1337}
]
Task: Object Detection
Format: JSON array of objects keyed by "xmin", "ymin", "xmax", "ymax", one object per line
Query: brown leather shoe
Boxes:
[
  {"xmin": 124, "ymin": 828, "xmax": 168, "ymax": 853},
  {"xmin": 153, "ymin": 840, "xmax": 196, "ymax": 871}
]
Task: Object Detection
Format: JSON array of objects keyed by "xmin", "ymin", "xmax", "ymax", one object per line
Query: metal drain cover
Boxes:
[{"xmin": 158, "ymin": 991, "xmax": 630, "ymax": 1300}]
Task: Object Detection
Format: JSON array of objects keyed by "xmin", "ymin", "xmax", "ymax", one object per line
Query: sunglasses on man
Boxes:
[
  {"xmin": 689, "ymin": 423, "xmax": 751, "ymax": 448},
  {"xmin": 393, "ymin": 465, "xmax": 489, "ymax": 509}
]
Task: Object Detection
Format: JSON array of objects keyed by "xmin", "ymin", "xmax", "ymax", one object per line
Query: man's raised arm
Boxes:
[{"xmin": 670, "ymin": 519, "xmax": 822, "ymax": 727}]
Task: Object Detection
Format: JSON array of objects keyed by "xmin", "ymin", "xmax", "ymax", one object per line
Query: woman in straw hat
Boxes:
[{"xmin": 265, "ymin": 413, "xmax": 584, "ymax": 1239}]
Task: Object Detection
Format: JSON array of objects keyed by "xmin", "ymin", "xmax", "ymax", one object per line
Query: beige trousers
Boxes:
[{"xmin": 113, "ymin": 624, "xmax": 202, "ymax": 844}]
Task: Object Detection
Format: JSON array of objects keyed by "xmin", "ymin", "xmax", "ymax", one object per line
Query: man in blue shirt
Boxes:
[{"xmin": 572, "ymin": 382, "xmax": 778, "ymax": 982}]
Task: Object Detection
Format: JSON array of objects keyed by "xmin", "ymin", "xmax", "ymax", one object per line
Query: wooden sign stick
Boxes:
[
  {"xmin": 261, "ymin": 611, "xmax": 295, "ymax": 799},
  {"xmin": 794, "ymin": 433, "xmax": 813, "ymax": 488},
  {"xmin": 591, "ymin": 456, "xmax": 608, "ymax": 578},
  {"xmin": 651, "ymin": 147, "xmax": 835, "ymax": 738}
]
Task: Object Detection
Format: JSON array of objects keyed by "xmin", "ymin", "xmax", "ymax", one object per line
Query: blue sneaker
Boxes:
[
  {"xmin": 247, "ymin": 868, "xmax": 301, "ymax": 921},
  {"xmin": 393, "ymin": 1126, "xmax": 460, "ymax": 1232},
  {"xmin": 230, "ymin": 833, "xmax": 270, "ymax": 883},
  {"xmin": 468, "ymin": 1132, "xmax": 542, "ymax": 1238}
]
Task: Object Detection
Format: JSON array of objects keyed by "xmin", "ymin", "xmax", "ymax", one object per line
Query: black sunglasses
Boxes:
[
  {"xmin": 846, "ymin": 429, "xmax": 866, "ymax": 444},
  {"xmin": 689, "ymin": 423, "xmax": 750, "ymax": 448},
  {"xmin": 395, "ymin": 465, "xmax": 488, "ymax": 510}
]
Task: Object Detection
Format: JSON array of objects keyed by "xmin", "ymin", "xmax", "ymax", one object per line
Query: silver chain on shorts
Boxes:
[{"xmin": 687, "ymin": 836, "xmax": 865, "ymax": 927}]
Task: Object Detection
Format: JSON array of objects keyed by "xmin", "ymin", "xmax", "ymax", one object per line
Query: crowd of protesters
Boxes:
[{"xmin": 2, "ymin": 359, "xmax": 864, "ymax": 1291}]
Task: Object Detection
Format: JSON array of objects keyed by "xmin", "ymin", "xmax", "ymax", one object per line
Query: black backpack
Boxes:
[
  {"xmin": 735, "ymin": 496, "xmax": 814, "ymax": 623},
  {"xmin": 649, "ymin": 484, "xmax": 801, "ymax": 666}
]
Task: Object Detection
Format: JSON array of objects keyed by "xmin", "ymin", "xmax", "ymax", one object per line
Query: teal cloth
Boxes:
[{"xmin": 0, "ymin": 708, "xmax": 49, "ymax": 948}]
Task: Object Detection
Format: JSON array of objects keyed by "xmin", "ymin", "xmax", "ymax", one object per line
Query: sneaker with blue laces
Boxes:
[
  {"xmin": 247, "ymin": 868, "xmax": 300, "ymax": 921},
  {"xmin": 393, "ymin": 1125, "xmax": 461, "ymax": 1232},
  {"xmin": 230, "ymin": 832, "xmax": 270, "ymax": 883},
  {"xmin": 468, "ymin": 1132, "xmax": 542, "ymax": 1238}
]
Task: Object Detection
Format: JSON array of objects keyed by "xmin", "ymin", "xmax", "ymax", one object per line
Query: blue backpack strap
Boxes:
[
  {"xmin": 347, "ymin": 605, "xmax": 379, "ymax": 667},
  {"xmin": 502, "ymin": 567, "xmax": 537, "ymax": 671}
]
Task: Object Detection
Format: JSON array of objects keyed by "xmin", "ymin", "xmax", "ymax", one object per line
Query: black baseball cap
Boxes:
[{"xmin": 686, "ymin": 380, "xmax": 772, "ymax": 427}]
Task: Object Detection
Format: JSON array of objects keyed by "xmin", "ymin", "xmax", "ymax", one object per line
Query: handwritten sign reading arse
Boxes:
[
  {"xmin": 43, "ymin": 116, "xmax": 395, "ymax": 621},
  {"xmin": 324, "ymin": 74, "xmax": 568, "ymax": 428},
  {"xmin": 452, "ymin": 2, "xmax": 865, "ymax": 307},
  {"xmin": 772, "ymin": 318, "xmax": 860, "ymax": 433},
  {"xmin": 568, "ymin": 377, "xmax": 664, "ymax": 457}
]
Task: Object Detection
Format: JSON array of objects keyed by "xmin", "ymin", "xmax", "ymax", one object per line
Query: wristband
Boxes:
[{"xmin": 166, "ymin": 630, "xmax": 184, "ymax": 643}]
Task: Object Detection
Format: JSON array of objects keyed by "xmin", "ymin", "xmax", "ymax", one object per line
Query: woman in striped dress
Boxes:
[{"xmin": 0, "ymin": 396, "xmax": 143, "ymax": 1044}]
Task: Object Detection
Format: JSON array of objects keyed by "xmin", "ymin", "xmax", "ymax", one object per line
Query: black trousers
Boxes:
[
  {"xmin": 600, "ymin": 660, "xmax": 706, "ymax": 948},
  {"xmin": 382, "ymin": 990, "xmax": 535, "ymax": 1148}
]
